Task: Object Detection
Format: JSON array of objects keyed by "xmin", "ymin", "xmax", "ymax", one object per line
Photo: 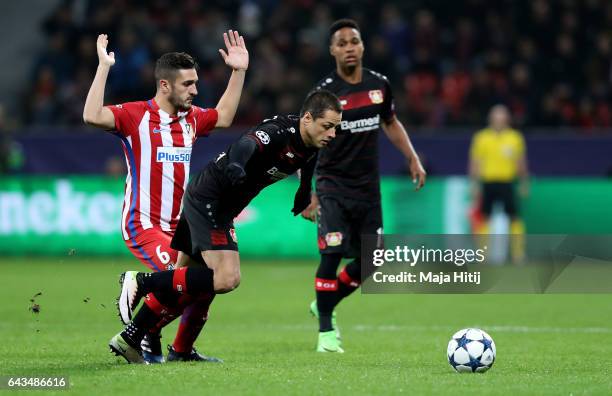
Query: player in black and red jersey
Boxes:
[
  {"xmin": 109, "ymin": 90, "xmax": 342, "ymax": 363},
  {"xmin": 301, "ymin": 19, "xmax": 427, "ymax": 353}
]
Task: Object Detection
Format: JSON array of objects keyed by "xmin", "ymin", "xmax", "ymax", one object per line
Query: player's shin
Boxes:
[
  {"xmin": 316, "ymin": 280, "xmax": 338, "ymax": 332},
  {"xmin": 120, "ymin": 302, "xmax": 165, "ymax": 350},
  {"xmin": 145, "ymin": 291, "xmax": 186, "ymax": 350},
  {"xmin": 315, "ymin": 253, "xmax": 342, "ymax": 332},
  {"xmin": 140, "ymin": 293, "xmax": 181, "ymax": 363},
  {"xmin": 172, "ymin": 293, "xmax": 215, "ymax": 353},
  {"xmin": 336, "ymin": 260, "xmax": 361, "ymax": 302}
]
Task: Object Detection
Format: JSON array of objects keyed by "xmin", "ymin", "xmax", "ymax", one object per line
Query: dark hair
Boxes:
[
  {"xmin": 300, "ymin": 90, "xmax": 342, "ymax": 119},
  {"xmin": 329, "ymin": 18, "xmax": 361, "ymax": 42},
  {"xmin": 155, "ymin": 52, "xmax": 199, "ymax": 84}
]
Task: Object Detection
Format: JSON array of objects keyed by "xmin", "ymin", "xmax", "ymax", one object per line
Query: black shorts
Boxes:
[
  {"xmin": 481, "ymin": 182, "xmax": 518, "ymax": 217},
  {"xmin": 317, "ymin": 194, "xmax": 383, "ymax": 258},
  {"xmin": 171, "ymin": 179, "xmax": 238, "ymax": 265}
]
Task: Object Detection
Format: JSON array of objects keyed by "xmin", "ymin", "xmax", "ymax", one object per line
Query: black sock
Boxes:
[
  {"xmin": 316, "ymin": 253, "xmax": 342, "ymax": 332},
  {"xmin": 137, "ymin": 266, "xmax": 215, "ymax": 296},
  {"xmin": 337, "ymin": 282, "xmax": 358, "ymax": 300},
  {"xmin": 138, "ymin": 271, "xmax": 174, "ymax": 294},
  {"xmin": 186, "ymin": 267, "xmax": 215, "ymax": 294},
  {"xmin": 121, "ymin": 303, "xmax": 160, "ymax": 348},
  {"xmin": 152, "ymin": 290, "xmax": 181, "ymax": 309},
  {"xmin": 317, "ymin": 293, "xmax": 336, "ymax": 332}
]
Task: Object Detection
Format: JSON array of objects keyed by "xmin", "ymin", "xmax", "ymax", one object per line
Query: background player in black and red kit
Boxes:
[
  {"xmin": 301, "ymin": 19, "xmax": 427, "ymax": 353},
  {"xmin": 109, "ymin": 90, "xmax": 342, "ymax": 363}
]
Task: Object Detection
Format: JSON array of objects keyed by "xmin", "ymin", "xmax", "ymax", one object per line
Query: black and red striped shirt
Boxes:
[{"xmin": 313, "ymin": 68, "xmax": 395, "ymax": 200}]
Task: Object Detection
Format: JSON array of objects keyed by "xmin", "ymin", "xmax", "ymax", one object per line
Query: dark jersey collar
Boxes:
[
  {"xmin": 331, "ymin": 68, "xmax": 368, "ymax": 86},
  {"xmin": 287, "ymin": 115, "xmax": 310, "ymax": 151}
]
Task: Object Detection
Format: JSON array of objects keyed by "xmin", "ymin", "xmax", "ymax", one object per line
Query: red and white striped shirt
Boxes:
[{"xmin": 107, "ymin": 99, "xmax": 218, "ymax": 240}]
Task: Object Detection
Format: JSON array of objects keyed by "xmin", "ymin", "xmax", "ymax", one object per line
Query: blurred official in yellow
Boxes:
[{"xmin": 469, "ymin": 105, "xmax": 529, "ymax": 262}]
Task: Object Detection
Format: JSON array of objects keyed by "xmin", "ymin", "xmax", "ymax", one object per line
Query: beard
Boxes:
[{"xmin": 169, "ymin": 92, "xmax": 192, "ymax": 112}]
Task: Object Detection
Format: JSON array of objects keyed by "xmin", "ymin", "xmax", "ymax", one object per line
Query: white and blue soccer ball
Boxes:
[{"xmin": 447, "ymin": 328, "xmax": 496, "ymax": 373}]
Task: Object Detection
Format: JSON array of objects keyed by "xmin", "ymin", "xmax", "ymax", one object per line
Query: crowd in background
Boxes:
[{"xmin": 25, "ymin": 0, "xmax": 612, "ymax": 131}]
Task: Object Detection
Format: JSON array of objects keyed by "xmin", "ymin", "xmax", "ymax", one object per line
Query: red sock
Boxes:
[
  {"xmin": 172, "ymin": 267, "xmax": 188, "ymax": 293},
  {"xmin": 144, "ymin": 292, "xmax": 174, "ymax": 316},
  {"xmin": 172, "ymin": 293, "xmax": 215, "ymax": 353},
  {"xmin": 337, "ymin": 266, "xmax": 360, "ymax": 299},
  {"xmin": 146, "ymin": 294, "xmax": 198, "ymax": 336},
  {"xmin": 144, "ymin": 293, "xmax": 179, "ymax": 333}
]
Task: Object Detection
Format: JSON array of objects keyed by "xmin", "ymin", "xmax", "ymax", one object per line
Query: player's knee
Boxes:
[{"xmin": 214, "ymin": 272, "xmax": 241, "ymax": 293}]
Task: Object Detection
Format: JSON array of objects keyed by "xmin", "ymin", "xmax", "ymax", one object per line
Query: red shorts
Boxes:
[{"xmin": 125, "ymin": 227, "xmax": 179, "ymax": 272}]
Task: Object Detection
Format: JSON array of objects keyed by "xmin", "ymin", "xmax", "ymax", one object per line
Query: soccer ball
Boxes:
[{"xmin": 447, "ymin": 328, "xmax": 496, "ymax": 373}]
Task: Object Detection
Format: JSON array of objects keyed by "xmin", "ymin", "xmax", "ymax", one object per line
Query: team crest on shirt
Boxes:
[
  {"xmin": 185, "ymin": 122, "xmax": 196, "ymax": 140},
  {"xmin": 369, "ymin": 90, "xmax": 384, "ymax": 104}
]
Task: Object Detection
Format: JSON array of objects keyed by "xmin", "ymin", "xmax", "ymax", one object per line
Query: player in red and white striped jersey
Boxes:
[{"xmin": 83, "ymin": 30, "xmax": 249, "ymax": 363}]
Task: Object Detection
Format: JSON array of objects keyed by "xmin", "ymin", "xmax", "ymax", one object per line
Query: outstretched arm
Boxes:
[
  {"xmin": 382, "ymin": 116, "xmax": 426, "ymax": 190},
  {"xmin": 214, "ymin": 30, "xmax": 249, "ymax": 128},
  {"xmin": 83, "ymin": 34, "xmax": 116, "ymax": 129},
  {"xmin": 299, "ymin": 158, "xmax": 318, "ymax": 221}
]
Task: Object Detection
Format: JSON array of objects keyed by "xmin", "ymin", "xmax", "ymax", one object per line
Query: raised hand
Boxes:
[
  {"xmin": 96, "ymin": 34, "xmax": 115, "ymax": 67},
  {"xmin": 218, "ymin": 30, "xmax": 248, "ymax": 71}
]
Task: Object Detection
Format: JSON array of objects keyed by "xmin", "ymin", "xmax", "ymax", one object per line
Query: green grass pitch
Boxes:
[{"xmin": 1, "ymin": 257, "xmax": 611, "ymax": 395}]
